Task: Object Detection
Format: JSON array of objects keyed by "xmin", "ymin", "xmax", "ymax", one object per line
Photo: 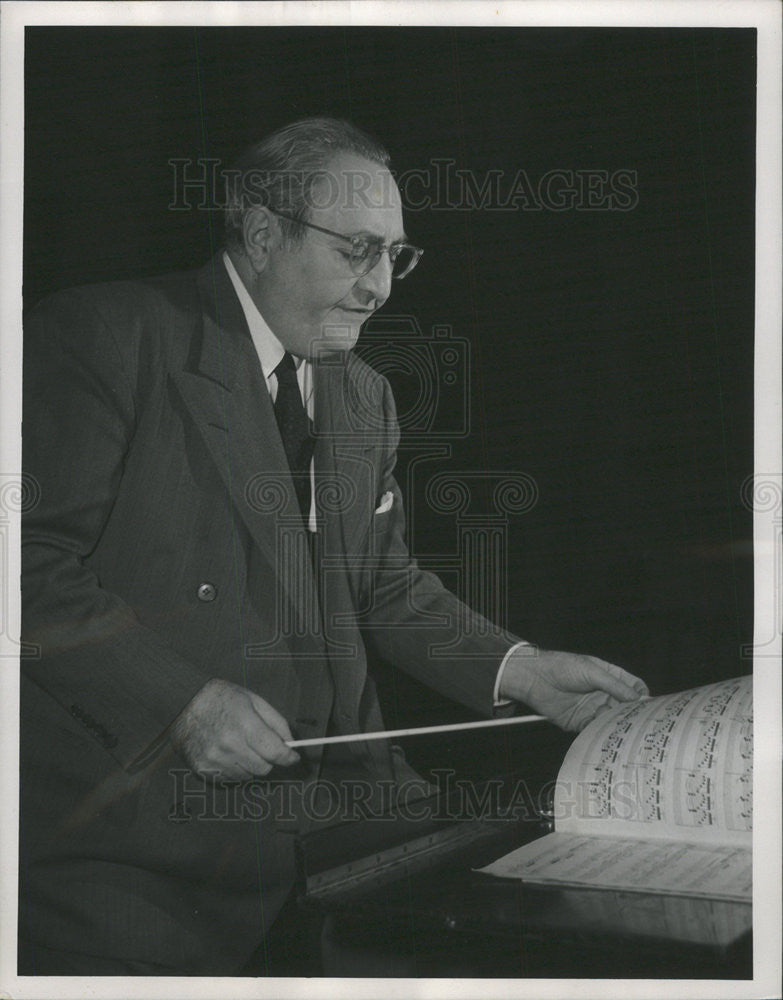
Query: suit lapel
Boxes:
[
  {"xmin": 313, "ymin": 353, "xmax": 376, "ymax": 563},
  {"xmin": 312, "ymin": 354, "xmax": 378, "ymax": 730},
  {"xmin": 171, "ymin": 257, "xmax": 378, "ymax": 709},
  {"xmin": 313, "ymin": 359, "xmax": 397, "ymax": 774},
  {"xmin": 171, "ymin": 256, "xmax": 317, "ymax": 628}
]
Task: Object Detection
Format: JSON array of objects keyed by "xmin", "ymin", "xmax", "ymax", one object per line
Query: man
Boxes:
[{"xmin": 20, "ymin": 117, "xmax": 647, "ymax": 975}]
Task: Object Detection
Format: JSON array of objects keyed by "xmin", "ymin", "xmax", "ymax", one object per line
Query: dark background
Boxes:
[{"xmin": 24, "ymin": 26, "xmax": 755, "ymax": 781}]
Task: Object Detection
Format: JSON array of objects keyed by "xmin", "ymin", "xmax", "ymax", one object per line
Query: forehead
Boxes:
[{"xmin": 310, "ymin": 152, "xmax": 403, "ymax": 240}]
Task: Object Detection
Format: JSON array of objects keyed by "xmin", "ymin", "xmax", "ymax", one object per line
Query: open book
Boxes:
[{"xmin": 478, "ymin": 676, "xmax": 752, "ymax": 904}]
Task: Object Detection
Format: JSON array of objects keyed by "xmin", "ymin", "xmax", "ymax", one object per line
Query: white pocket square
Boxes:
[{"xmin": 374, "ymin": 491, "xmax": 394, "ymax": 515}]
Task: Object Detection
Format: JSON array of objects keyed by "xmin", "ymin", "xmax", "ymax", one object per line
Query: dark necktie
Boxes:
[{"xmin": 273, "ymin": 352, "xmax": 314, "ymax": 523}]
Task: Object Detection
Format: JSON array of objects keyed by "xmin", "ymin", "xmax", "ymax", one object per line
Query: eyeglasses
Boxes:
[{"xmin": 268, "ymin": 208, "xmax": 423, "ymax": 280}]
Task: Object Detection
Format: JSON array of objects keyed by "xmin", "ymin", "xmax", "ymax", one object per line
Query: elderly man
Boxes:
[{"xmin": 20, "ymin": 117, "xmax": 647, "ymax": 975}]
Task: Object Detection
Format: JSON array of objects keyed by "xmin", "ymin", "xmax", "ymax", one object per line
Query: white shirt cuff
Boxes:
[{"xmin": 493, "ymin": 640, "xmax": 531, "ymax": 706}]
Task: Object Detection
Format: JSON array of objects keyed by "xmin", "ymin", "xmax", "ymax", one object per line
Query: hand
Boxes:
[
  {"xmin": 499, "ymin": 648, "xmax": 649, "ymax": 731},
  {"xmin": 170, "ymin": 678, "xmax": 300, "ymax": 779}
]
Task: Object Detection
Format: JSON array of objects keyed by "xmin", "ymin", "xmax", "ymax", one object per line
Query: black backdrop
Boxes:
[{"xmin": 24, "ymin": 26, "xmax": 755, "ymax": 780}]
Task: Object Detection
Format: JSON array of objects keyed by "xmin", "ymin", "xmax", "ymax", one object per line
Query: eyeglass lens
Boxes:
[{"xmin": 351, "ymin": 243, "xmax": 419, "ymax": 279}]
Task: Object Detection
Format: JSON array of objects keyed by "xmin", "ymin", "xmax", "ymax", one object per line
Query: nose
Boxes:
[{"xmin": 356, "ymin": 250, "xmax": 393, "ymax": 304}]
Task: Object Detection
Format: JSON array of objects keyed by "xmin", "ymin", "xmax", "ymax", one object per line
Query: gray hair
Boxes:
[{"xmin": 224, "ymin": 117, "xmax": 390, "ymax": 250}]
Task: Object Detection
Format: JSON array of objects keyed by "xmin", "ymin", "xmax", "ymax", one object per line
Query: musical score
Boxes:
[
  {"xmin": 478, "ymin": 677, "xmax": 753, "ymax": 902},
  {"xmin": 562, "ymin": 677, "xmax": 752, "ymax": 841}
]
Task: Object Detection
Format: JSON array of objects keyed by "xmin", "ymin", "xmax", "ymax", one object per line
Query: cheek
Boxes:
[{"xmin": 313, "ymin": 282, "xmax": 359, "ymax": 315}]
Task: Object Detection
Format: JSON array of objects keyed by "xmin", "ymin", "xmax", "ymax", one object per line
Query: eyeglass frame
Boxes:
[{"xmin": 266, "ymin": 207, "xmax": 423, "ymax": 280}]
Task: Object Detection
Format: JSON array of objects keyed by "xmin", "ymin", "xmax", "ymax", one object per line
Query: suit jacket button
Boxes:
[{"xmin": 197, "ymin": 582, "xmax": 217, "ymax": 602}]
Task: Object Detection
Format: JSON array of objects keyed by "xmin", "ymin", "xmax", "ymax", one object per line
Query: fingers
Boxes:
[
  {"xmin": 564, "ymin": 691, "xmax": 616, "ymax": 731},
  {"xmin": 187, "ymin": 727, "xmax": 276, "ymax": 778},
  {"xmin": 241, "ymin": 723, "xmax": 300, "ymax": 770},
  {"xmin": 600, "ymin": 659, "xmax": 650, "ymax": 698},
  {"xmin": 192, "ymin": 723, "xmax": 298, "ymax": 779},
  {"xmin": 177, "ymin": 680, "xmax": 300, "ymax": 777},
  {"xmin": 247, "ymin": 690, "xmax": 294, "ymax": 740},
  {"xmin": 221, "ymin": 759, "xmax": 256, "ymax": 781},
  {"xmin": 585, "ymin": 656, "xmax": 648, "ymax": 702},
  {"xmin": 246, "ymin": 690, "xmax": 300, "ymax": 767}
]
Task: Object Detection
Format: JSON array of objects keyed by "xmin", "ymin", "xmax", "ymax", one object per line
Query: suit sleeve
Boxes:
[
  {"xmin": 359, "ymin": 375, "xmax": 522, "ymax": 718},
  {"xmin": 22, "ymin": 289, "xmax": 211, "ymax": 771}
]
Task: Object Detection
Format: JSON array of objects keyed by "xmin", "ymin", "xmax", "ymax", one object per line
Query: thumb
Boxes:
[
  {"xmin": 585, "ymin": 657, "xmax": 648, "ymax": 703},
  {"xmin": 603, "ymin": 659, "xmax": 649, "ymax": 698},
  {"xmin": 564, "ymin": 691, "xmax": 615, "ymax": 731},
  {"xmin": 247, "ymin": 690, "xmax": 294, "ymax": 742}
]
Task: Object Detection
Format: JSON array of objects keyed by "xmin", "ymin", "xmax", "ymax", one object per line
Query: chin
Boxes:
[{"xmin": 312, "ymin": 325, "xmax": 361, "ymax": 357}]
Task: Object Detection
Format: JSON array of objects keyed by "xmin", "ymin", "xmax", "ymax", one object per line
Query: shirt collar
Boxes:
[{"xmin": 222, "ymin": 250, "xmax": 301, "ymax": 380}]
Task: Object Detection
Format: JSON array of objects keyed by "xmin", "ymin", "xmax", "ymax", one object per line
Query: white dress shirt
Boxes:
[
  {"xmin": 223, "ymin": 251, "xmax": 317, "ymax": 531},
  {"xmin": 223, "ymin": 251, "xmax": 522, "ymax": 706}
]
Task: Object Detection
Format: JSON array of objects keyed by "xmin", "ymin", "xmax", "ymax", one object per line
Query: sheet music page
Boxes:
[
  {"xmin": 554, "ymin": 676, "xmax": 752, "ymax": 846},
  {"xmin": 477, "ymin": 832, "xmax": 752, "ymax": 903},
  {"xmin": 551, "ymin": 885, "xmax": 753, "ymax": 946},
  {"xmin": 476, "ymin": 677, "xmax": 752, "ymax": 901}
]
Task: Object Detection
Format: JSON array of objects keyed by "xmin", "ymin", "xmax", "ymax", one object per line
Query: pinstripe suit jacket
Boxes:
[{"xmin": 19, "ymin": 255, "xmax": 516, "ymax": 973}]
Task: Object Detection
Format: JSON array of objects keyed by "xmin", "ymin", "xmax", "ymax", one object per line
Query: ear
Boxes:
[{"xmin": 242, "ymin": 207, "xmax": 275, "ymax": 273}]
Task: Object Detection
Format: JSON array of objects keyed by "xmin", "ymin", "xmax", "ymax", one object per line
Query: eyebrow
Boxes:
[{"xmin": 346, "ymin": 228, "xmax": 409, "ymax": 245}]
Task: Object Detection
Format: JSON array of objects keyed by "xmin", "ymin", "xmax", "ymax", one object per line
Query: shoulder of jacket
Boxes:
[
  {"xmin": 33, "ymin": 268, "xmax": 199, "ymax": 321},
  {"xmin": 27, "ymin": 268, "xmax": 203, "ymax": 364}
]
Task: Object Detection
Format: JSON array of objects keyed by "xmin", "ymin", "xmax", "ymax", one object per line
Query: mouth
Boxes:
[{"xmin": 339, "ymin": 307, "xmax": 374, "ymax": 316}]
